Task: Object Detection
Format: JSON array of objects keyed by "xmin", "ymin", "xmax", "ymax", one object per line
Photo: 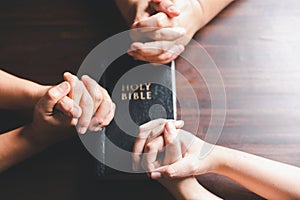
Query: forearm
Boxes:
[
  {"xmin": 0, "ymin": 70, "xmax": 49, "ymax": 109},
  {"xmin": 161, "ymin": 177, "xmax": 222, "ymax": 200},
  {"xmin": 0, "ymin": 125, "xmax": 46, "ymax": 173},
  {"xmin": 213, "ymin": 146, "xmax": 300, "ymax": 199}
]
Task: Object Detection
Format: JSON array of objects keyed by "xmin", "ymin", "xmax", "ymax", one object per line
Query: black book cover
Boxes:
[{"xmin": 97, "ymin": 54, "xmax": 176, "ymax": 178}]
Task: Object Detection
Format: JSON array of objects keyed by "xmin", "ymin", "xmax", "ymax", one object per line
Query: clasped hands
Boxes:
[
  {"xmin": 132, "ymin": 118, "xmax": 215, "ymax": 177},
  {"xmin": 127, "ymin": 0, "xmax": 203, "ymax": 64},
  {"xmin": 30, "ymin": 72, "xmax": 115, "ymax": 146}
]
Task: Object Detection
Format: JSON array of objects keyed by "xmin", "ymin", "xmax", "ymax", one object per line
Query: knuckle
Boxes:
[
  {"xmin": 95, "ymin": 116, "xmax": 104, "ymax": 125},
  {"xmin": 47, "ymin": 88, "xmax": 57, "ymax": 100},
  {"xmin": 93, "ymin": 90, "xmax": 103, "ymax": 103}
]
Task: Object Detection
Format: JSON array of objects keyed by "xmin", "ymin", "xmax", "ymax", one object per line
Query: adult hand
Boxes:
[
  {"xmin": 63, "ymin": 72, "xmax": 115, "ymax": 134},
  {"xmin": 29, "ymin": 81, "xmax": 81, "ymax": 145},
  {"xmin": 134, "ymin": 118, "xmax": 220, "ymax": 179},
  {"xmin": 132, "ymin": 118, "xmax": 184, "ymax": 171},
  {"xmin": 136, "ymin": 120, "xmax": 222, "ymax": 199},
  {"xmin": 128, "ymin": 0, "xmax": 203, "ymax": 64}
]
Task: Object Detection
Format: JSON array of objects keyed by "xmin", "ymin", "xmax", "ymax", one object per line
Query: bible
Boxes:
[{"xmin": 97, "ymin": 54, "xmax": 177, "ymax": 178}]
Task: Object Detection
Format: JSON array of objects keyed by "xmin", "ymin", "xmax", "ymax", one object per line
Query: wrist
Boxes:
[
  {"xmin": 20, "ymin": 124, "xmax": 50, "ymax": 152},
  {"xmin": 208, "ymin": 145, "xmax": 229, "ymax": 175},
  {"xmin": 29, "ymin": 84, "xmax": 51, "ymax": 107}
]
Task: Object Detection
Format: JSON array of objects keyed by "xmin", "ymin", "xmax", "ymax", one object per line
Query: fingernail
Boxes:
[
  {"xmin": 78, "ymin": 127, "xmax": 87, "ymax": 134},
  {"xmin": 131, "ymin": 43, "xmax": 142, "ymax": 51},
  {"xmin": 50, "ymin": 82, "xmax": 68, "ymax": 98},
  {"xmin": 151, "ymin": 172, "xmax": 162, "ymax": 179},
  {"xmin": 58, "ymin": 82, "xmax": 69, "ymax": 93}
]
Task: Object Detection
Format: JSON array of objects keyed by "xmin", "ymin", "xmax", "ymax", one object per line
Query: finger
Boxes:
[
  {"xmin": 81, "ymin": 75, "xmax": 103, "ymax": 114},
  {"xmin": 63, "ymin": 72, "xmax": 83, "ymax": 104},
  {"xmin": 151, "ymin": 44, "xmax": 184, "ymax": 63},
  {"xmin": 151, "ymin": 0, "xmax": 180, "ymax": 17},
  {"xmin": 55, "ymin": 96, "xmax": 82, "ymax": 120},
  {"xmin": 64, "ymin": 72, "xmax": 84, "ymax": 125},
  {"xmin": 91, "ymin": 87, "xmax": 113, "ymax": 127},
  {"xmin": 164, "ymin": 122, "xmax": 182, "ymax": 164},
  {"xmin": 147, "ymin": 27, "xmax": 185, "ymax": 41},
  {"xmin": 139, "ymin": 118, "xmax": 167, "ymax": 132},
  {"xmin": 77, "ymin": 88, "xmax": 94, "ymax": 134},
  {"xmin": 151, "ymin": 157, "xmax": 195, "ymax": 179},
  {"xmin": 129, "ymin": 41, "xmax": 176, "ymax": 61},
  {"xmin": 99, "ymin": 102, "xmax": 115, "ymax": 127},
  {"xmin": 88, "ymin": 102, "xmax": 115, "ymax": 132},
  {"xmin": 132, "ymin": 119, "xmax": 184, "ymax": 171},
  {"xmin": 131, "ymin": 27, "xmax": 186, "ymax": 43},
  {"xmin": 145, "ymin": 44, "xmax": 184, "ymax": 64},
  {"xmin": 142, "ymin": 136, "xmax": 164, "ymax": 172},
  {"xmin": 133, "ymin": 118, "xmax": 167, "ymax": 171},
  {"xmin": 37, "ymin": 82, "xmax": 71, "ymax": 113},
  {"xmin": 135, "ymin": 12, "xmax": 172, "ymax": 32}
]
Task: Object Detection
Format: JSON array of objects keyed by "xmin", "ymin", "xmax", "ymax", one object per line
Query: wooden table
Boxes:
[{"xmin": 0, "ymin": 0, "xmax": 299, "ymax": 199}]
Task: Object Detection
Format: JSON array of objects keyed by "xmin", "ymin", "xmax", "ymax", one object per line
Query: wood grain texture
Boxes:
[{"xmin": 0, "ymin": 0, "xmax": 299, "ymax": 199}]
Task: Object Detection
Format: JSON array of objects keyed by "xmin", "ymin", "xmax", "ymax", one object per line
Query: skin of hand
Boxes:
[
  {"xmin": 132, "ymin": 118, "xmax": 185, "ymax": 171},
  {"xmin": 0, "ymin": 81, "xmax": 79, "ymax": 172},
  {"xmin": 63, "ymin": 72, "xmax": 115, "ymax": 134},
  {"xmin": 27, "ymin": 81, "xmax": 81, "ymax": 146},
  {"xmin": 127, "ymin": 0, "xmax": 234, "ymax": 64},
  {"xmin": 128, "ymin": 0, "xmax": 203, "ymax": 64},
  {"xmin": 0, "ymin": 70, "xmax": 115, "ymax": 135},
  {"xmin": 140, "ymin": 121, "xmax": 222, "ymax": 200},
  {"xmin": 115, "ymin": 0, "xmax": 185, "ymax": 64},
  {"xmin": 132, "ymin": 118, "xmax": 215, "ymax": 175},
  {"xmin": 140, "ymin": 120, "xmax": 300, "ymax": 200},
  {"xmin": 0, "ymin": 72, "xmax": 115, "ymax": 172}
]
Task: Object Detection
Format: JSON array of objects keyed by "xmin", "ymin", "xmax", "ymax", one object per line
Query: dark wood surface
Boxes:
[{"xmin": 1, "ymin": 0, "xmax": 300, "ymax": 199}]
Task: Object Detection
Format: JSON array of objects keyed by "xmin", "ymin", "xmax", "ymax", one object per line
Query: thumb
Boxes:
[
  {"xmin": 38, "ymin": 82, "xmax": 71, "ymax": 113},
  {"xmin": 151, "ymin": 157, "xmax": 194, "ymax": 179},
  {"xmin": 164, "ymin": 122, "xmax": 182, "ymax": 165}
]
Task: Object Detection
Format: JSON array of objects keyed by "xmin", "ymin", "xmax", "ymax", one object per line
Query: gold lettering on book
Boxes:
[{"xmin": 121, "ymin": 83, "xmax": 152, "ymax": 100}]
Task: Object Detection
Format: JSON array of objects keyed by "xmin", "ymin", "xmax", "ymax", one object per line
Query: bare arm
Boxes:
[
  {"xmin": 0, "ymin": 82, "xmax": 75, "ymax": 172},
  {"xmin": 212, "ymin": 146, "xmax": 300, "ymax": 200},
  {"xmin": 146, "ymin": 122, "xmax": 300, "ymax": 200},
  {"xmin": 0, "ymin": 70, "xmax": 48, "ymax": 109}
]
